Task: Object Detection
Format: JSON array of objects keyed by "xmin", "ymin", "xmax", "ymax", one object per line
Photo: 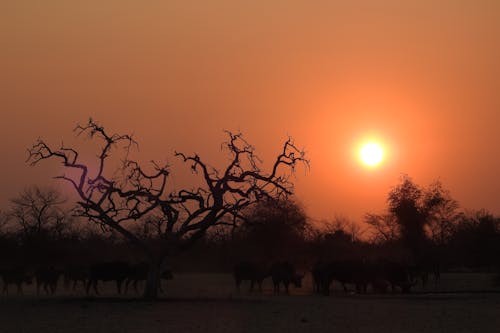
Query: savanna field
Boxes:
[
  {"xmin": 1, "ymin": 272, "xmax": 500, "ymax": 333},
  {"xmin": 3, "ymin": 1, "xmax": 500, "ymax": 332}
]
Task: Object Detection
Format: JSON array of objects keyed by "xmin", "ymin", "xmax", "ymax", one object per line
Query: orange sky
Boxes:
[{"xmin": 1, "ymin": 0, "xmax": 499, "ymax": 223}]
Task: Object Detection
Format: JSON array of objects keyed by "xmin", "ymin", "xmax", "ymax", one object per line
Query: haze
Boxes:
[{"xmin": 1, "ymin": 0, "xmax": 499, "ymax": 222}]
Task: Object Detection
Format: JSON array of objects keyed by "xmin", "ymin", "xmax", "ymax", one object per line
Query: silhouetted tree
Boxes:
[
  {"xmin": 320, "ymin": 216, "xmax": 364, "ymax": 242},
  {"xmin": 364, "ymin": 213, "xmax": 399, "ymax": 243},
  {"xmin": 8, "ymin": 186, "xmax": 69, "ymax": 239},
  {"xmin": 387, "ymin": 175, "xmax": 446, "ymax": 256},
  {"xmin": 450, "ymin": 209, "xmax": 500, "ymax": 269},
  {"xmin": 28, "ymin": 119, "xmax": 308, "ymax": 299},
  {"xmin": 425, "ymin": 185, "xmax": 463, "ymax": 246},
  {"xmin": 309, "ymin": 216, "xmax": 368, "ymax": 261}
]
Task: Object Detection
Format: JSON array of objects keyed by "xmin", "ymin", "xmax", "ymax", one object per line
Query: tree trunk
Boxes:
[{"xmin": 143, "ymin": 258, "xmax": 161, "ymax": 300}]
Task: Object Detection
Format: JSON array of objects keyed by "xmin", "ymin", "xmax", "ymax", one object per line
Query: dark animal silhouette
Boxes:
[
  {"xmin": 161, "ymin": 269, "xmax": 173, "ymax": 280},
  {"xmin": 1, "ymin": 268, "xmax": 33, "ymax": 294},
  {"xmin": 86, "ymin": 261, "xmax": 131, "ymax": 295},
  {"xmin": 159, "ymin": 268, "xmax": 174, "ymax": 293},
  {"xmin": 430, "ymin": 264, "xmax": 441, "ymax": 284},
  {"xmin": 35, "ymin": 266, "xmax": 62, "ymax": 295},
  {"xmin": 124, "ymin": 262, "xmax": 149, "ymax": 294},
  {"xmin": 314, "ymin": 260, "xmax": 372, "ymax": 295},
  {"xmin": 376, "ymin": 261, "xmax": 417, "ymax": 293},
  {"xmin": 124, "ymin": 262, "xmax": 173, "ymax": 294},
  {"xmin": 314, "ymin": 260, "xmax": 417, "ymax": 295},
  {"xmin": 270, "ymin": 261, "xmax": 303, "ymax": 295},
  {"xmin": 312, "ymin": 261, "xmax": 329, "ymax": 294},
  {"xmin": 63, "ymin": 266, "xmax": 88, "ymax": 291},
  {"xmin": 312, "ymin": 261, "xmax": 337, "ymax": 295},
  {"xmin": 371, "ymin": 278, "xmax": 390, "ymax": 293},
  {"xmin": 409, "ymin": 260, "xmax": 441, "ymax": 288},
  {"xmin": 233, "ymin": 261, "xmax": 270, "ymax": 292}
]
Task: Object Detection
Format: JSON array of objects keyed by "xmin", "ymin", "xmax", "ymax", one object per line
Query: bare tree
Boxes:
[
  {"xmin": 322, "ymin": 216, "xmax": 348, "ymax": 234},
  {"xmin": 426, "ymin": 191, "xmax": 463, "ymax": 246},
  {"xmin": 28, "ymin": 119, "xmax": 308, "ymax": 299},
  {"xmin": 323, "ymin": 215, "xmax": 365, "ymax": 242},
  {"xmin": 8, "ymin": 186, "xmax": 67, "ymax": 238},
  {"xmin": 364, "ymin": 213, "xmax": 400, "ymax": 243}
]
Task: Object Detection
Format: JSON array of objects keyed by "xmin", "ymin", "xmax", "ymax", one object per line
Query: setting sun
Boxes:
[{"xmin": 360, "ymin": 142, "xmax": 384, "ymax": 167}]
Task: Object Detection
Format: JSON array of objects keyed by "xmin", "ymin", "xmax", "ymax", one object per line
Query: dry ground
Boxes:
[{"xmin": 1, "ymin": 273, "xmax": 500, "ymax": 333}]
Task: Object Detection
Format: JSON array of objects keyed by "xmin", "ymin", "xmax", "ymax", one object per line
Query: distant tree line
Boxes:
[
  {"xmin": 198, "ymin": 175, "xmax": 500, "ymax": 273},
  {"xmin": 1, "ymin": 175, "xmax": 499, "ymax": 277}
]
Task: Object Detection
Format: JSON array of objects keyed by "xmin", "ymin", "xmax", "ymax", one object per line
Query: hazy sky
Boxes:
[{"xmin": 1, "ymin": 0, "xmax": 499, "ymax": 223}]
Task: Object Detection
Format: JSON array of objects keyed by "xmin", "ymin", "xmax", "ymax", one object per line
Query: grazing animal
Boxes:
[
  {"xmin": 158, "ymin": 268, "xmax": 174, "ymax": 293},
  {"xmin": 35, "ymin": 266, "xmax": 62, "ymax": 295},
  {"xmin": 377, "ymin": 261, "xmax": 417, "ymax": 293},
  {"xmin": 313, "ymin": 261, "xmax": 340, "ymax": 295},
  {"xmin": 125, "ymin": 262, "xmax": 149, "ymax": 294},
  {"xmin": 312, "ymin": 261, "xmax": 329, "ymax": 294},
  {"xmin": 63, "ymin": 266, "xmax": 88, "ymax": 291},
  {"xmin": 270, "ymin": 261, "xmax": 303, "ymax": 295},
  {"xmin": 315, "ymin": 260, "xmax": 371, "ymax": 295},
  {"xmin": 371, "ymin": 278, "xmax": 390, "ymax": 293},
  {"xmin": 409, "ymin": 260, "xmax": 441, "ymax": 288},
  {"xmin": 124, "ymin": 262, "xmax": 173, "ymax": 294},
  {"xmin": 431, "ymin": 265, "xmax": 441, "ymax": 284},
  {"xmin": 314, "ymin": 260, "xmax": 416, "ymax": 295},
  {"xmin": 161, "ymin": 269, "xmax": 173, "ymax": 281},
  {"xmin": 86, "ymin": 261, "xmax": 131, "ymax": 295},
  {"xmin": 1, "ymin": 268, "xmax": 33, "ymax": 295},
  {"xmin": 233, "ymin": 261, "xmax": 270, "ymax": 293}
]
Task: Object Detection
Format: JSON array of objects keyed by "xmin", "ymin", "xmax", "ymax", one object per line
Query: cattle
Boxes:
[
  {"xmin": 161, "ymin": 269, "xmax": 173, "ymax": 281},
  {"xmin": 409, "ymin": 260, "xmax": 441, "ymax": 288},
  {"xmin": 1, "ymin": 268, "xmax": 33, "ymax": 295},
  {"xmin": 312, "ymin": 261, "xmax": 330, "ymax": 294},
  {"xmin": 233, "ymin": 261, "xmax": 270, "ymax": 293},
  {"xmin": 86, "ymin": 261, "xmax": 131, "ymax": 295},
  {"xmin": 124, "ymin": 262, "xmax": 148, "ymax": 294},
  {"xmin": 313, "ymin": 260, "xmax": 417, "ymax": 295},
  {"xmin": 378, "ymin": 261, "xmax": 417, "ymax": 293},
  {"xmin": 35, "ymin": 266, "xmax": 62, "ymax": 295},
  {"xmin": 343, "ymin": 260, "xmax": 373, "ymax": 294},
  {"xmin": 316, "ymin": 260, "xmax": 373, "ymax": 295},
  {"xmin": 270, "ymin": 261, "xmax": 303, "ymax": 295},
  {"xmin": 124, "ymin": 262, "xmax": 174, "ymax": 294},
  {"xmin": 371, "ymin": 278, "xmax": 390, "ymax": 293},
  {"xmin": 431, "ymin": 264, "xmax": 441, "ymax": 284},
  {"xmin": 158, "ymin": 268, "xmax": 174, "ymax": 294},
  {"xmin": 63, "ymin": 266, "xmax": 88, "ymax": 291}
]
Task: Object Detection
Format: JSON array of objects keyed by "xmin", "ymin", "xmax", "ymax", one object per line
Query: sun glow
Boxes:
[{"xmin": 360, "ymin": 142, "xmax": 384, "ymax": 167}]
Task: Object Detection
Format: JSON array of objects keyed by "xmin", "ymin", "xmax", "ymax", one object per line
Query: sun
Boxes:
[{"xmin": 360, "ymin": 142, "xmax": 384, "ymax": 167}]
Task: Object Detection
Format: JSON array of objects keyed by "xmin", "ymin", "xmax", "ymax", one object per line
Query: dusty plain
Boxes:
[{"xmin": 1, "ymin": 273, "xmax": 499, "ymax": 333}]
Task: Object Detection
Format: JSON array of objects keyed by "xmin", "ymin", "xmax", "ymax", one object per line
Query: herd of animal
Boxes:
[
  {"xmin": 0, "ymin": 262, "xmax": 173, "ymax": 295},
  {"xmin": 233, "ymin": 260, "xmax": 440, "ymax": 295},
  {"xmin": 0, "ymin": 259, "xmax": 439, "ymax": 296},
  {"xmin": 234, "ymin": 261, "xmax": 305, "ymax": 294},
  {"xmin": 310, "ymin": 260, "xmax": 438, "ymax": 295}
]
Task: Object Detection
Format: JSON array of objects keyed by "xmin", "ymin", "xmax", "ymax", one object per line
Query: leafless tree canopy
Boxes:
[
  {"xmin": 28, "ymin": 119, "xmax": 308, "ymax": 261},
  {"xmin": 426, "ymin": 191, "xmax": 463, "ymax": 246},
  {"xmin": 8, "ymin": 186, "xmax": 68, "ymax": 237},
  {"xmin": 364, "ymin": 213, "xmax": 400, "ymax": 243}
]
